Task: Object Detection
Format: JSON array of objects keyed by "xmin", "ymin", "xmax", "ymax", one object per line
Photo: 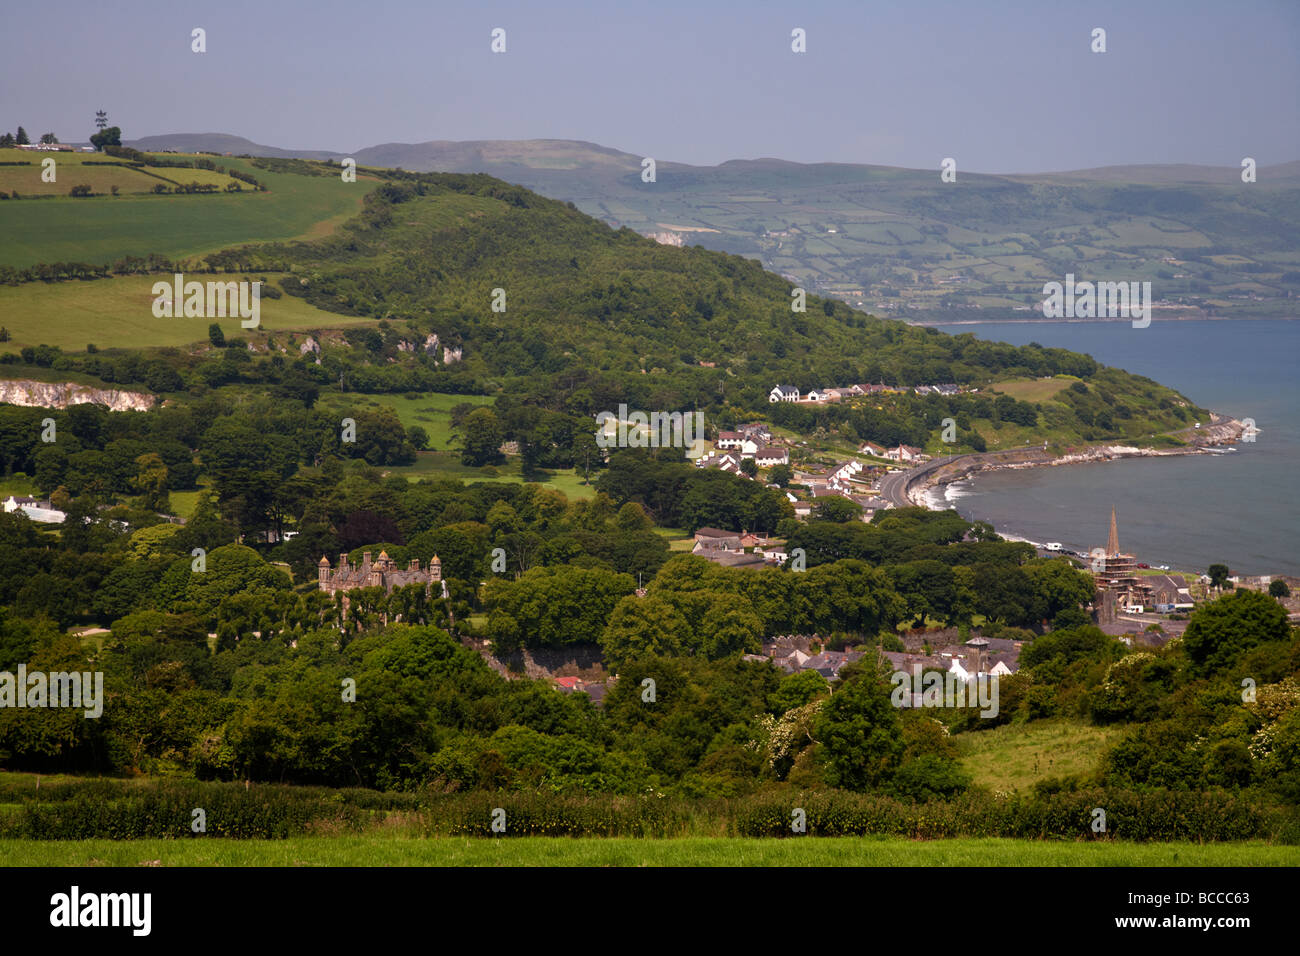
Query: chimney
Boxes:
[
  {"xmin": 339, "ymin": 552, "xmax": 349, "ymax": 570},
  {"xmin": 362, "ymin": 551, "xmax": 372, "ymax": 568}
]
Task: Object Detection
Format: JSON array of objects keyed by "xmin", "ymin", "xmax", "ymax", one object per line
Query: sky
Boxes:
[{"xmin": 2, "ymin": 0, "xmax": 1297, "ymax": 173}]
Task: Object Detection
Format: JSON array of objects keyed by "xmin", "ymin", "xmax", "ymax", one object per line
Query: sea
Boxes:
[{"xmin": 919, "ymin": 318, "xmax": 1299, "ymax": 576}]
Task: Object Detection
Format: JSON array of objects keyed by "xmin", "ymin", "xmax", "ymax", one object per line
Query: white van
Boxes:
[{"xmin": 1044, "ymin": 542, "xmax": 1062, "ymax": 552}]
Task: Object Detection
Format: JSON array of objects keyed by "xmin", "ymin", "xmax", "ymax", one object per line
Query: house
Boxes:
[
  {"xmin": 3, "ymin": 495, "xmax": 66, "ymax": 523},
  {"xmin": 696, "ymin": 451, "xmax": 742, "ymax": 473},
  {"xmin": 769, "ymin": 384, "xmax": 800, "ymax": 403},
  {"xmin": 703, "ymin": 550, "xmax": 767, "ymax": 569},
  {"xmin": 737, "ymin": 437, "xmax": 760, "ymax": 458},
  {"xmin": 885, "ymin": 444, "xmax": 924, "ymax": 463},
  {"xmin": 694, "ymin": 528, "xmax": 742, "ymax": 550},
  {"xmin": 737, "ymin": 422, "xmax": 772, "ymax": 442},
  {"xmin": 716, "ymin": 430, "xmax": 743, "ymax": 450},
  {"xmin": 804, "ymin": 389, "xmax": 833, "ymax": 403},
  {"xmin": 858, "ymin": 441, "xmax": 887, "ymax": 458},
  {"xmin": 755, "ymin": 445, "xmax": 788, "ymax": 467}
]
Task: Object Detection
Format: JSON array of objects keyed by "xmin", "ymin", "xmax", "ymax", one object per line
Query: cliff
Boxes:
[{"xmin": 0, "ymin": 378, "xmax": 155, "ymax": 412}]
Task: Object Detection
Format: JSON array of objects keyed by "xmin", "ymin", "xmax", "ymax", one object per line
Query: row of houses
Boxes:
[
  {"xmin": 769, "ymin": 383, "xmax": 963, "ymax": 404},
  {"xmin": 763, "ymin": 635, "xmax": 1023, "ymax": 684}
]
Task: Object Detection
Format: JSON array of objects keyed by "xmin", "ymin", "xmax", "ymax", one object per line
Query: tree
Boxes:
[
  {"xmin": 739, "ymin": 457, "xmax": 758, "ymax": 478},
  {"xmin": 1207, "ymin": 563, "xmax": 1231, "ymax": 591},
  {"xmin": 406, "ymin": 425, "xmax": 429, "ymax": 451},
  {"xmin": 815, "ymin": 669, "xmax": 904, "ymax": 791},
  {"xmin": 814, "ymin": 497, "xmax": 862, "ymax": 523},
  {"xmin": 131, "ymin": 452, "xmax": 170, "ymax": 512},
  {"xmin": 769, "ymin": 463, "xmax": 792, "ymax": 487},
  {"xmin": 1182, "ymin": 589, "xmax": 1291, "ymax": 675},
  {"xmin": 1269, "ymin": 579, "xmax": 1290, "ymax": 599},
  {"xmin": 208, "ymin": 323, "xmax": 226, "ymax": 348},
  {"xmin": 600, "ymin": 595, "xmax": 692, "ymax": 669},
  {"xmin": 15, "ymin": 127, "xmax": 29, "ymax": 146},
  {"xmin": 39, "ymin": 133, "xmax": 58, "ymax": 145},
  {"xmin": 90, "ymin": 126, "xmax": 122, "ymax": 151},
  {"xmin": 458, "ymin": 407, "xmax": 505, "ymax": 467},
  {"xmin": 0, "ymin": 133, "xmax": 13, "ymax": 148},
  {"xmin": 0, "ymin": 328, "xmax": 9, "ymax": 342}
]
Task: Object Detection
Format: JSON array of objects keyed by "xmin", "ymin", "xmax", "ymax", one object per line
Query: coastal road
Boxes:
[{"xmin": 878, "ymin": 446, "xmax": 1044, "ymax": 509}]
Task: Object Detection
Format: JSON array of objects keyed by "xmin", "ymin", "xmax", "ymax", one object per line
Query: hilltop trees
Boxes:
[{"xmin": 90, "ymin": 125, "xmax": 122, "ymax": 151}]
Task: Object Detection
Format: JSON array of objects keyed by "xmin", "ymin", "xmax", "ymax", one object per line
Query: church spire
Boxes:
[{"xmin": 1107, "ymin": 506, "xmax": 1120, "ymax": 557}]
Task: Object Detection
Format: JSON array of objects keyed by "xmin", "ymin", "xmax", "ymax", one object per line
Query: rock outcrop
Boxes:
[{"xmin": 0, "ymin": 378, "xmax": 155, "ymax": 412}]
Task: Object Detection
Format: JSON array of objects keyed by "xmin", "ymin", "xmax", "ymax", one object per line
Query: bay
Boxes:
[{"xmin": 921, "ymin": 319, "xmax": 1299, "ymax": 575}]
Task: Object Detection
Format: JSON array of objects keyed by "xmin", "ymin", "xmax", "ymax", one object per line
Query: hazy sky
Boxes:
[{"xmin": 3, "ymin": 0, "xmax": 1296, "ymax": 172}]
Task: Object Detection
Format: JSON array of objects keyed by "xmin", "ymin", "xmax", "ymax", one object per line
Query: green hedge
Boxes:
[
  {"xmin": 729, "ymin": 788, "xmax": 1283, "ymax": 841},
  {"xmin": 440, "ymin": 793, "xmax": 690, "ymax": 838},
  {"xmin": 0, "ymin": 777, "xmax": 1291, "ymax": 842}
]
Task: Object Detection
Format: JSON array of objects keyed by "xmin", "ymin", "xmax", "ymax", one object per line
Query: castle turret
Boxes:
[
  {"xmin": 429, "ymin": 554, "xmax": 442, "ymax": 582},
  {"xmin": 318, "ymin": 555, "xmax": 331, "ymax": 588}
]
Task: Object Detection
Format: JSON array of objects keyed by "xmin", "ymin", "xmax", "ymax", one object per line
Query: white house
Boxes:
[
  {"xmin": 715, "ymin": 430, "xmax": 743, "ymax": 450},
  {"xmin": 885, "ymin": 444, "xmax": 924, "ymax": 463},
  {"xmin": 3, "ymin": 495, "xmax": 67, "ymax": 524},
  {"xmin": 858, "ymin": 441, "xmax": 887, "ymax": 458},
  {"xmin": 769, "ymin": 384, "xmax": 800, "ymax": 403},
  {"xmin": 755, "ymin": 445, "xmax": 788, "ymax": 467}
]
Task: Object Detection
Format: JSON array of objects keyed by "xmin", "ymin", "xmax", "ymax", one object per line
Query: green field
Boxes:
[
  {"xmin": 0, "ymin": 835, "xmax": 1291, "ymax": 867},
  {"xmin": 0, "ymin": 149, "xmax": 252, "ymax": 196},
  {"xmin": 317, "ymin": 391, "xmax": 495, "ymax": 451},
  {"xmin": 0, "ymin": 154, "xmax": 370, "ymax": 268},
  {"xmin": 386, "ymin": 452, "xmax": 597, "ymax": 499},
  {"xmin": 988, "ymin": 377, "xmax": 1075, "ymax": 404},
  {"xmin": 955, "ymin": 719, "xmax": 1123, "ymax": 792},
  {"xmin": 0, "ymin": 273, "xmax": 372, "ymax": 351}
]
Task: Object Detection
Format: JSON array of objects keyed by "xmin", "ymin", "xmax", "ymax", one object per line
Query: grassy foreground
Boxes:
[{"xmin": 1, "ymin": 836, "xmax": 1294, "ymax": 867}]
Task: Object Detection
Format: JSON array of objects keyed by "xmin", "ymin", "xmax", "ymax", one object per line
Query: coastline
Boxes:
[{"xmin": 899, "ymin": 415, "xmax": 1249, "ymax": 526}]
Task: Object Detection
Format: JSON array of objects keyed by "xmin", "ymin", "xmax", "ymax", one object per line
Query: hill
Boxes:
[
  {"xmin": 125, "ymin": 132, "xmax": 340, "ymax": 160},
  {"xmin": 100, "ymin": 135, "xmax": 1300, "ymax": 321}
]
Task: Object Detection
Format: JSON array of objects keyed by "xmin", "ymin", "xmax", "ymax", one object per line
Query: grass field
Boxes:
[
  {"xmin": 385, "ymin": 450, "xmax": 597, "ymax": 499},
  {"xmin": 0, "ymin": 150, "xmax": 251, "ymax": 196},
  {"xmin": 0, "ymin": 154, "xmax": 370, "ymax": 269},
  {"xmin": 955, "ymin": 719, "xmax": 1122, "ymax": 792},
  {"xmin": 0, "ymin": 274, "xmax": 372, "ymax": 352},
  {"xmin": 987, "ymin": 377, "xmax": 1075, "ymax": 404},
  {"xmin": 0, "ymin": 835, "xmax": 1291, "ymax": 867},
  {"xmin": 317, "ymin": 391, "xmax": 494, "ymax": 450}
]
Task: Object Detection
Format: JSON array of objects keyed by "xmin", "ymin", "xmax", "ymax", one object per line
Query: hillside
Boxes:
[
  {"xmin": 105, "ymin": 135, "xmax": 1300, "ymax": 322},
  {"xmin": 0, "ymin": 156, "xmax": 1208, "ymax": 457}
]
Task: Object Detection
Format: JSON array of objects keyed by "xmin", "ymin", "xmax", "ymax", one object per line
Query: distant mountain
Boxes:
[
  {"xmin": 125, "ymin": 132, "xmax": 341, "ymax": 161},
  {"xmin": 121, "ymin": 134, "xmax": 1300, "ymax": 319}
]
